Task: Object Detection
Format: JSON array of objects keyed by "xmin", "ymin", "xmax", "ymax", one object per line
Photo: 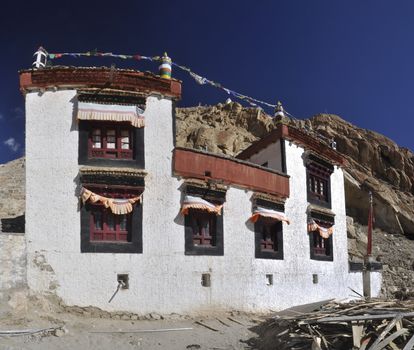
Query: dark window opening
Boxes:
[
  {"xmin": 308, "ymin": 173, "xmax": 329, "ymax": 203},
  {"xmin": 309, "ymin": 218, "xmax": 334, "ymax": 261},
  {"xmin": 255, "ymin": 217, "xmax": 283, "ymax": 260},
  {"xmin": 184, "ymin": 187, "xmax": 225, "ymax": 256},
  {"xmin": 201, "ymin": 273, "xmax": 211, "ymax": 287},
  {"xmin": 312, "ymin": 231, "xmax": 331, "ymax": 256},
  {"xmin": 260, "ymin": 219, "xmax": 279, "ymax": 252},
  {"xmin": 81, "ymin": 187, "xmax": 143, "ymax": 254},
  {"xmin": 90, "ymin": 206, "xmax": 132, "ymax": 242},
  {"xmin": 78, "ymin": 120, "xmax": 144, "ymax": 169},
  {"xmin": 89, "ymin": 123, "xmax": 134, "ymax": 160},
  {"xmin": 190, "ymin": 210, "xmax": 217, "ymax": 247},
  {"xmin": 306, "ymin": 157, "xmax": 333, "ymax": 208}
]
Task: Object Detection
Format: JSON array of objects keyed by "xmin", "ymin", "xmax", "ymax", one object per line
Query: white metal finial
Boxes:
[
  {"xmin": 274, "ymin": 101, "xmax": 285, "ymax": 118},
  {"xmin": 32, "ymin": 47, "xmax": 48, "ymax": 69}
]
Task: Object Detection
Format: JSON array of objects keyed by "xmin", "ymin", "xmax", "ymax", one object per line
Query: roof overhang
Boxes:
[
  {"xmin": 237, "ymin": 123, "xmax": 347, "ymax": 167},
  {"xmin": 19, "ymin": 66, "xmax": 181, "ymax": 100}
]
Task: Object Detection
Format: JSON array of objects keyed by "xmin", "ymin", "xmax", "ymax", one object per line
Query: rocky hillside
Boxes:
[{"xmin": 0, "ymin": 157, "xmax": 25, "ymax": 220}]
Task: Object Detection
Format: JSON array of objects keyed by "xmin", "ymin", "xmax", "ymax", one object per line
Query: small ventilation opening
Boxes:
[
  {"xmin": 266, "ymin": 274, "xmax": 273, "ymax": 286},
  {"xmin": 204, "ymin": 171, "xmax": 212, "ymax": 177},
  {"xmin": 201, "ymin": 273, "xmax": 211, "ymax": 287},
  {"xmin": 312, "ymin": 274, "xmax": 318, "ymax": 284},
  {"xmin": 117, "ymin": 274, "xmax": 129, "ymax": 289}
]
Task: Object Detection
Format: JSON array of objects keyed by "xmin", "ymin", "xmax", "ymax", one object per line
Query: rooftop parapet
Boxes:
[{"xmin": 19, "ymin": 66, "xmax": 181, "ymax": 99}]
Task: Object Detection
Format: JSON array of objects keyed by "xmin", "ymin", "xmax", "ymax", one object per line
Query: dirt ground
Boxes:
[{"xmin": 0, "ymin": 309, "xmax": 265, "ymax": 350}]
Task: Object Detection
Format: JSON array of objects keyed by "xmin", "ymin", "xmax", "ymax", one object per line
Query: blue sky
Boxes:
[{"xmin": 1, "ymin": 0, "xmax": 414, "ymax": 163}]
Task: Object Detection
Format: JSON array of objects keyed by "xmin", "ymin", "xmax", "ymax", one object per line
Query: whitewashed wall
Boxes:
[
  {"xmin": 26, "ymin": 90, "xmax": 380, "ymax": 315},
  {"xmin": 247, "ymin": 139, "xmax": 282, "ymax": 171},
  {"xmin": 247, "ymin": 140, "xmax": 381, "ymax": 303}
]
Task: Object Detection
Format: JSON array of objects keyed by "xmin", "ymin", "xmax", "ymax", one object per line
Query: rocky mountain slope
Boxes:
[{"xmin": 0, "ymin": 157, "xmax": 25, "ymax": 220}]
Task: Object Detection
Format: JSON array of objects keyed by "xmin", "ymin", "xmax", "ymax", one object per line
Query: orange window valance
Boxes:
[
  {"xmin": 80, "ymin": 187, "xmax": 142, "ymax": 215},
  {"xmin": 307, "ymin": 220, "xmax": 334, "ymax": 239},
  {"xmin": 77, "ymin": 102, "xmax": 145, "ymax": 128}
]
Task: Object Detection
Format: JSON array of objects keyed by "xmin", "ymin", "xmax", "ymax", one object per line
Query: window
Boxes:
[
  {"xmin": 90, "ymin": 206, "xmax": 131, "ymax": 242},
  {"xmin": 189, "ymin": 210, "xmax": 217, "ymax": 247},
  {"xmin": 81, "ymin": 187, "xmax": 143, "ymax": 254},
  {"xmin": 253, "ymin": 198, "xmax": 285, "ymax": 260},
  {"xmin": 306, "ymin": 155, "xmax": 334, "ymax": 208},
  {"xmin": 79, "ymin": 121, "xmax": 144, "ymax": 168},
  {"xmin": 308, "ymin": 214, "xmax": 334, "ymax": 261},
  {"xmin": 89, "ymin": 124, "xmax": 134, "ymax": 159},
  {"xmin": 184, "ymin": 185, "xmax": 225, "ymax": 256},
  {"xmin": 254, "ymin": 215, "xmax": 284, "ymax": 260}
]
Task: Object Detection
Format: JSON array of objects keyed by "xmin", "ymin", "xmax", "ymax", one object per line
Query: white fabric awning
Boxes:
[
  {"xmin": 249, "ymin": 206, "xmax": 290, "ymax": 224},
  {"xmin": 77, "ymin": 102, "xmax": 145, "ymax": 128},
  {"xmin": 180, "ymin": 195, "xmax": 223, "ymax": 215}
]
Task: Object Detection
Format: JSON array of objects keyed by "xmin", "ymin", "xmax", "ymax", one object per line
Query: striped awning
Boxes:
[
  {"xmin": 308, "ymin": 220, "xmax": 334, "ymax": 239},
  {"xmin": 77, "ymin": 102, "xmax": 145, "ymax": 128},
  {"xmin": 81, "ymin": 187, "xmax": 142, "ymax": 215},
  {"xmin": 249, "ymin": 206, "xmax": 290, "ymax": 224},
  {"xmin": 180, "ymin": 195, "xmax": 223, "ymax": 215}
]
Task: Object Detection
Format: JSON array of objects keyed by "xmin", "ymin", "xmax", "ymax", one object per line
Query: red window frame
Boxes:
[
  {"xmin": 90, "ymin": 206, "xmax": 131, "ymax": 242},
  {"xmin": 88, "ymin": 123, "xmax": 134, "ymax": 160},
  {"xmin": 307, "ymin": 162, "xmax": 331, "ymax": 204},
  {"xmin": 189, "ymin": 210, "xmax": 217, "ymax": 247},
  {"xmin": 86, "ymin": 187, "xmax": 140, "ymax": 243},
  {"xmin": 259, "ymin": 218, "xmax": 279, "ymax": 252}
]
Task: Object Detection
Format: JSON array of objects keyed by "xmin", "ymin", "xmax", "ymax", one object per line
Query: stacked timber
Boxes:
[{"xmin": 250, "ymin": 299, "xmax": 414, "ymax": 350}]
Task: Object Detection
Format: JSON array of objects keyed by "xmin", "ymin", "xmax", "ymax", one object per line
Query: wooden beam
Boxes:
[
  {"xmin": 368, "ymin": 317, "xmax": 401, "ymax": 350},
  {"xmin": 302, "ymin": 312, "xmax": 414, "ymax": 324}
]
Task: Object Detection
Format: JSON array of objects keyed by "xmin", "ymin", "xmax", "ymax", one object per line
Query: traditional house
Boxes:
[{"xmin": 19, "ymin": 59, "xmax": 381, "ymax": 315}]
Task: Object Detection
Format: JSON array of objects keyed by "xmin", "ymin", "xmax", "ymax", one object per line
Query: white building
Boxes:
[{"xmin": 19, "ymin": 65, "xmax": 381, "ymax": 315}]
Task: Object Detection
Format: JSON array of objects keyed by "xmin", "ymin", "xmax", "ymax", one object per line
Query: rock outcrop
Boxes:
[{"xmin": 0, "ymin": 157, "xmax": 25, "ymax": 219}]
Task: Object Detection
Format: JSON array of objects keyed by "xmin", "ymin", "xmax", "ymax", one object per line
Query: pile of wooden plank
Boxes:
[{"xmin": 252, "ymin": 299, "xmax": 414, "ymax": 350}]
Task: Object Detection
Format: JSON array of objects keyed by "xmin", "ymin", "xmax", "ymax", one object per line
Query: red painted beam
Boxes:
[
  {"xmin": 19, "ymin": 67, "xmax": 181, "ymax": 99},
  {"xmin": 173, "ymin": 148, "xmax": 290, "ymax": 198}
]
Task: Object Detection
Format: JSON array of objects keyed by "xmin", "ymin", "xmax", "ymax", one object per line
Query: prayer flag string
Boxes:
[{"xmin": 47, "ymin": 50, "xmax": 277, "ymax": 111}]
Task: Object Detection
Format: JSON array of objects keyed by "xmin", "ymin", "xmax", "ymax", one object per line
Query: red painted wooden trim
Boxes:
[
  {"xmin": 237, "ymin": 124, "xmax": 347, "ymax": 166},
  {"xmin": 173, "ymin": 148, "xmax": 290, "ymax": 198},
  {"xmin": 89, "ymin": 205, "xmax": 130, "ymax": 242},
  {"xmin": 88, "ymin": 123, "xmax": 134, "ymax": 160},
  {"xmin": 19, "ymin": 67, "xmax": 181, "ymax": 99}
]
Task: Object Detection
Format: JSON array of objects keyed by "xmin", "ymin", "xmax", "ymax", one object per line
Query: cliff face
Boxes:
[{"xmin": 176, "ymin": 103, "xmax": 414, "ymax": 238}]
